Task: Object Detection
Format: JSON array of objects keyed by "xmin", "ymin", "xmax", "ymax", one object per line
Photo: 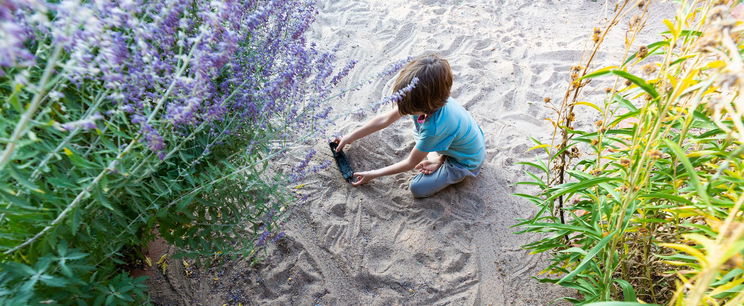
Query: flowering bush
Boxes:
[{"xmin": 0, "ymin": 0, "xmax": 360, "ymax": 303}]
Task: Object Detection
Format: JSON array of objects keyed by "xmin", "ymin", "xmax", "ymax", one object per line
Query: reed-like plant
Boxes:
[{"xmin": 517, "ymin": 0, "xmax": 743, "ymax": 304}]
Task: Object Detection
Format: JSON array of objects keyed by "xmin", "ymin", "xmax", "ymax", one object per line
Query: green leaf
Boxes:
[
  {"xmin": 176, "ymin": 192, "xmax": 197, "ymax": 212},
  {"xmin": 521, "ymin": 222, "xmax": 601, "ymax": 239},
  {"xmin": 557, "ymin": 231, "xmax": 616, "ymax": 284},
  {"xmin": 581, "ymin": 66, "xmax": 619, "ymax": 80},
  {"xmin": 550, "ymin": 143, "xmax": 578, "ymax": 163},
  {"xmin": 546, "ymin": 177, "xmax": 622, "ymax": 202},
  {"xmin": 612, "ymin": 94, "xmax": 637, "ymax": 111},
  {"xmin": 663, "ymin": 139, "xmax": 710, "ymax": 205},
  {"xmin": 66, "ymin": 148, "xmax": 100, "ymax": 169},
  {"xmin": 661, "ymin": 29, "xmax": 702, "ymax": 37},
  {"xmin": 558, "ymin": 247, "xmax": 588, "ymax": 256},
  {"xmin": 94, "ymin": 187, "xmax": 116, "ymax": 212},
  {"xmin": 712, "ymin": 268, "xmax": 743, "ymax": 286},
  {"xmin": 567, "ymin": 170, "xmax": 621, "ymax": 202},
  {"xmin": 105, "ymin": 294, "xmax": 115, "ymax": 305},
  {"xmin": 0, "ymin": 189, "xmax": 40, "ymax": 210},
  {"xmin": 610, "ymin": 70, "xmax": 659, "ymax": 98},
  {"xmin": 2, "ymin": 262, "xmax": 35, "ymax": 276},
  {"xmin": 71, "ymin": 206, "xmax": 82, "ymax": 236},
  {"xmin": 623, "ymin": 40, "xmax": 669, "ymax": 65},
  {"xmin": 40, "ymin": 274, "xmax": 69, "ymax": 287},
  {"xmin": 614, "ymin": 278, "xmax": 637, "ymax": 302},
  {"xmin": 586, "ymin": 303, "xmax": 656, "ymax": 306},
  {"xmin": 6, "ymin": 165, "xmax": 42, "ymax": 193},
  {"xmin": 6, "ymin": 83, "xmax": 24, "ymax": 113},
  {"xmin": 609, "ymin": 110, "xmax": 640, "ymax": 129},
  {"xmin": 638, "ymin": 193, "xmax": 693, "ymax": 205},
  {"xmin": 517, "ymin": 161, "xmax": 549, "ymax": 174}
]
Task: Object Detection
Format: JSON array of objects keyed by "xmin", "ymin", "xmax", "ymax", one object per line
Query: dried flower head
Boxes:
[
  {"xmin": 543, "ymin": 97, "xmax": 552, "ymax": 103},
  {"xmin": 619, "ymin": 158, "xmax": 631, "ymax": 167},
  {"xmin": 592, "ymin": 33, "xmax": 601, "ymax": 43},
  {"xmin": 605, "ymin": 87, "xmax": 613, "ymax": 93},
  {"xmin": 594, "ymin": 120, "xmax": 604, "ymax": 127},
  {"xmin": 638, "ymin": 45, "xmax": 649, "ymax": 58},
  {"xmin": 709, "ymin": 5, "xmax": 729, "ymax": 21},
  {"xmin": 642, "ymin": 63, "xmax": 657, "ymax": 75},
  {"xmin": 724, "ymin": 254, "xmax": 744, "ymax": 269},
  {"xmin": 625, "ymin": 80, "xmax": 633, "ymax": 87},
  {"xmin": 629, "ymin": 15, "xmax": 642, "ymax": 28},
  {"xmin": 567, "ymin": 112, "xmax": 575, "ymax": 122},
  {"xmin": 637, "ymin": 0, "xmax": 646, "ymax": 9},
  {"xmin": 664, "ymin": 83, "xmax": 673, "ymax": 94},
  {"xmin": 648, "ymin": 149, "xmax": 662, "ymax": 159},
  {"xmin": 720, "ymin": 72, "xmax": 743, "ymax": 90},
  {"xmin": 589, "ymin": 169, "xmax": 602, "ymax": 176},
  {"xmin": 590, "ymin": 139, "xmax": 599, "ymax": 145},
  {"xmin": 569, "ymin": 146, "xmax": 580, "ymax": 158}
]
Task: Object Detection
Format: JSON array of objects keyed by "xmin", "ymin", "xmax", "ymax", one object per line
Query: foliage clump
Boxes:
[
  {"xmin": 0, "ymin": 0, "xmax": 354, "ymax": 303},
  {"xmin": 518, "ymin": 0, "xmax": 744, "ymax": 304}
]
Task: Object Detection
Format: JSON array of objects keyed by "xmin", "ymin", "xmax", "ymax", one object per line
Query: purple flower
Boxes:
[
  {"xmin": 331, "ymin": 60, "xmax": 357, "ymax": 86},
  {"xmin": 289, "ymin": 149, "xmax": 317, "ymax": 182},
  {"xmin": 140, "ymin": 123, "xmax": 166, "ymax": 158},
  {"xmin": 271, "ymin": 232, "xmax": 286, "ymax": 243},
  {"xmin": 0, "ymin": 1, "xmax": 39, "ymax": 68},
  {"xmin": 375, "ymin": 57, "xmax": 414, "ymax": 82},
  {"xmin": 369, "ymin": 77, "xmax": 419, "ymax": 112},
  {"xmin": 4, "ymin": 0, "xmax": 368, "ymax": 176},
  {"xmin": 256, "ymin": 228, "xmax": 270, "ymax": 246}
]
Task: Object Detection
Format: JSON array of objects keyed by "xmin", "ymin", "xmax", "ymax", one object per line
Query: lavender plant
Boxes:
[{"xmin": 0, "ymin": 0, "xmax": 359, "ymax": 303}]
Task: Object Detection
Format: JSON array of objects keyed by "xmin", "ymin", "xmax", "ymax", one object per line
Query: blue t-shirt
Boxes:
[{"xmin": 412, "ymin": 98, "xmax": 485, "ymax": 170}]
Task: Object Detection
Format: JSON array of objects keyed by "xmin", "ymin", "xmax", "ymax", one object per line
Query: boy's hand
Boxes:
[
  {"xmin": 415, "ymin": 160, "xmax": 443, "ymax": 175},
  {"xmin": 351, "ymin": 171, "xmax": 378, "ymax": 186},
  {"xmin": 333, "ymin": 136, "xmax": 353, "ymax": 152}
]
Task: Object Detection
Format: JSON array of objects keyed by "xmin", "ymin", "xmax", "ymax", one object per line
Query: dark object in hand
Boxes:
[{"xmin": 329, "ymin": 141, "xmax": 354, "ymax": 183}]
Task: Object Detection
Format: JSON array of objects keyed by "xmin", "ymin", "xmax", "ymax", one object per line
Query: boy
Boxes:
[{"xmin": 335, "ymin": 55, "xmax": 485, "ymax": 198}]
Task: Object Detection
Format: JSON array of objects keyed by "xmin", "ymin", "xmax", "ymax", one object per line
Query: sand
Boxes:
[{"xmin": 147, "ymin": 0, "xmax": 674, "ymax": 304}]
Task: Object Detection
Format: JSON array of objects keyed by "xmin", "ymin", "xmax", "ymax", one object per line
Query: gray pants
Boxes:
[{"xmin": 410, "ymin": 159, "xmax": 481, "ymax": 198}]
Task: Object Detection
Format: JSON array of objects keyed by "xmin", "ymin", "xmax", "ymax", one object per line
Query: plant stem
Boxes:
[{"xmin": 0, "ymin": 43, "xmax": 64, "ymax": 171}]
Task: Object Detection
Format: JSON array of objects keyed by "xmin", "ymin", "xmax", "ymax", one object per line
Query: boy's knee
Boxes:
[{"xmin": 410, "ymin": 179, "xmax": 432, "ymax": 198}]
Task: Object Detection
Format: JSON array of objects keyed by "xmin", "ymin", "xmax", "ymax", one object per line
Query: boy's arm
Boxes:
[
  {"xmin": 351, "ymin": 147, "xmax": 428, "ymax": 186},
  {"xmin": 335, "ymin": 107, "xmax": 402, "ymax": 152}
]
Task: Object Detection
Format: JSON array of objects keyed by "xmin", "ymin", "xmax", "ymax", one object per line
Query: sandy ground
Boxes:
[{"xmin": 147, "ymin": 0, "xmax": 674, "ymax": 304}]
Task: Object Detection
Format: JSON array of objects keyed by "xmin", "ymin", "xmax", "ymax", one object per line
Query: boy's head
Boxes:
[{"xmin": 393, "ymin": 54, "xmax": 453, "ymax": 115}]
